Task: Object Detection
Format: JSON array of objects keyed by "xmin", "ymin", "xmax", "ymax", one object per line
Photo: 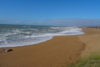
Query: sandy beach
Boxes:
[{"xmin": 0, "ymin": 28, "xmax": 100, "ymax": 67}]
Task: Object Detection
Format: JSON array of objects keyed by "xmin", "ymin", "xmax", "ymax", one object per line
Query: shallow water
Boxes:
[{"xmin": 0, "ymin": 24, "xmax": 84, "ymax": 47}]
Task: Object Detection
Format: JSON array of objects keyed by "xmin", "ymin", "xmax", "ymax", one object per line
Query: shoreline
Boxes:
[
  {"xmin": 0, "ymin": 27, "xmax": 84, "ymax": 48},
  {"xmin": 0, "ymin": 33, "xmax": 84, "ymax": 48},
  {"xmin": 0, "ymin": 35, "xmax": 85, "ymax": 67},
  {"xmin": 0, "ymin": 27, "xmax": 100, "ymax": 67}
]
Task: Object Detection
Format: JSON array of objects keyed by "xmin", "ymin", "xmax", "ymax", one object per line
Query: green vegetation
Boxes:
[{"xmin": 68, "ymin": 55, "xmax": 100, "ymax": 67}]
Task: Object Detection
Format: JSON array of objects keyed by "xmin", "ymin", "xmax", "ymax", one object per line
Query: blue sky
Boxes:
[{"xmin": 0, "ymin": 0, "xmax": 100, "ymax": 26}]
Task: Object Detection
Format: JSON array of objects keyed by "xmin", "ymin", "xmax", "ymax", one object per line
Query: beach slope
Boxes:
[{"xmin": 0, "ymin": 35, "xmax": 84, "ymax": 67}]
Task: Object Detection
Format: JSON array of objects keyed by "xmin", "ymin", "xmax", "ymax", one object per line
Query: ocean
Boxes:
[{"xmin": 0, "ymin": 24, "xmax": 84, "ymax": 48}]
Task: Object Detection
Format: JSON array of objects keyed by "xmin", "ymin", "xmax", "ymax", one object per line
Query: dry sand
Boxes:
[
  {"xmin": 79, "ymin": 27, "xmax": 100, "ymax": 57},
  {"xmin": 0, "ymin": 28, "xmax": 100, "ymax": 67}
]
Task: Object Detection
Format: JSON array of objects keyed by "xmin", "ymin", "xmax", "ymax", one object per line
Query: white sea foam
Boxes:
[{"xmin": 0, "ymin": 26, "xmax": 84, "ymax": 48}]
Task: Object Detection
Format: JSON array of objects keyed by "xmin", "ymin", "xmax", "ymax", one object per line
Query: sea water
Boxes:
[{"xmin": 0, "ymin": 24, "xmax": 84, "ymax": 48}]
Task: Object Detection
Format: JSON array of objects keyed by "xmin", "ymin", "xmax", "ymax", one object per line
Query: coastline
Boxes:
[
  {"xmin": 0, "ymin": 27, "xmax": 83, "ymax": 48},
  {"xmin": 0, "ymin": 35, "xmax": 85, "ymax": 67},
  {"xmin": 0, "ymin": 27, "xmax": 100, "ymax": 67}
]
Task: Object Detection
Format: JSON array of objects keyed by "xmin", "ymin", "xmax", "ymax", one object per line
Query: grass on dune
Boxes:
[{"xmin": 68, "ymin": 54, "xmax": 100, "ymax": 67}]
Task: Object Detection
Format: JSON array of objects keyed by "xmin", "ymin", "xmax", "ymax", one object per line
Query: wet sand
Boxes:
[{"xmin": 0, "ymin": 27, "xmax": 100, "ymax": 67}]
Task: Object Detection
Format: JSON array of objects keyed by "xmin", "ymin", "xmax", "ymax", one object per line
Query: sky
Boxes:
[{"xmin": 0, "ymin": 0, "xmax": 100, "ymax": 26}]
